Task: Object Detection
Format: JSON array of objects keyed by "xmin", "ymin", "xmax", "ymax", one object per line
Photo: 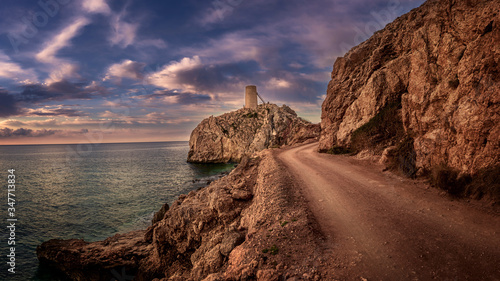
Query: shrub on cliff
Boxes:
[
  {"xmin": 430, "ymin": 164, "xmax": 500, "ymax": 202},
  {"xmin": 430, "ymin": 164, "xmax": 466, "ymax": 196},
  {"xmin": 463, "ymin": 166, "xmax": 500, "ymax": 202}
]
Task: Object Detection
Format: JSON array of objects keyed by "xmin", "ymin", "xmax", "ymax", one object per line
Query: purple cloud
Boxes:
[
  {"xmin": 0, "ymin": 90, "xmax": 22, "ymax": 117},
  {"xmin": 0, "ymin": 127, "xmax": 58, "ymax": 138}
]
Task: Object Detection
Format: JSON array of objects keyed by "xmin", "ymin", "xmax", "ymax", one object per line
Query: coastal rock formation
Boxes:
[
  {"xmin": 188, "ymin": 103, "xmax": 319, "ymax": 163},
  {"xmin": 319, "ymin": 0, "xmax": 499, "ymax": 175},
  {"xmin": 37, "ymin": 150, "xmax": 327, "ymax": 280},
  {"xmin": 37, "ymin": 230, "xmax": 151, "ymax": 281}
]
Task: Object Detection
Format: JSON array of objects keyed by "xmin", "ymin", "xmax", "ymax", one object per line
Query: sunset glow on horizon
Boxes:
[{"xmin": 0, "ymin": 0, "xmax": 424, "ymax": 145}]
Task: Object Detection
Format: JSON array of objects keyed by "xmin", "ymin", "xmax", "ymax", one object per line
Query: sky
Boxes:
[{"xmin": 0, "ymin": 0, "xmax": 425, "ymax": 145}]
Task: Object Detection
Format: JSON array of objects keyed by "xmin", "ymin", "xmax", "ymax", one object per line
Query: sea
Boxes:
[{"xmin": 0, "ymin": 141, "xmax": 234, "ymax": 280}]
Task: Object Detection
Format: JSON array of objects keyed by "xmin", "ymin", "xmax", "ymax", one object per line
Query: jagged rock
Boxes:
[
  {"xmin": 231, "ymin": 189, "xmax": 253, "ymax": 201},
  {"xmin": 219, "ymin": 230, "xmax": 245, "ymax": 256},
  {"xmin": 37, "ymin": 150, "xmax": 325, "ymax": 280},
  {"xmin": 188, "ymin": 103, "xmax": 319, "ymax": 163},
  {"xmin": 379, "ymin": 146, "xmax": 397, "ymax": 165},
  {"xmin": 152, "ymin": 202, "xmax": 169, "ymax": 224},
  {"xmin": 319, "ymin": 0, "xmax": 499, "ymax": 174},
  {"xmin": 36, "ymin": 230, "xmax": 151, "ymax": 281}
]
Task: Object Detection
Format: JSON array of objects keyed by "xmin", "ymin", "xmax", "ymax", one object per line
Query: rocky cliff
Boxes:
[
  {"xmin": 37, "ymin": 151, "xmax": 328, "ymax": 281},
  {"xmin": 319, "ymin": 0, "xmax": 499, "ymax": 176},
  {"xmin": 188, "ymin": 104, "xmax": 319, "ymax": 163}
]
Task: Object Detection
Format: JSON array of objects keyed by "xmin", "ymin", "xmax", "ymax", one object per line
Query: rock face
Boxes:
[
  {"xmin": 188, "ymin": 103, "xmax": 319, "ymax": 163},
  {"xmin": 319, "ymin": 0, "xmax": 499, "ymax": 175},
  {"xmin": 37, "ymin": 151, "xmax": 326, "ymax": 281}
]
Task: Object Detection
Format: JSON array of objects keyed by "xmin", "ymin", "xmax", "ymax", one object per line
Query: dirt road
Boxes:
[{"xmin": 277, "ymin": 142, "xmax": 500, "ymax": 280}]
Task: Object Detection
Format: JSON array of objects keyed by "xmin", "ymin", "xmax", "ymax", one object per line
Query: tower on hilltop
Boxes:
[{"xmin": 245, "ymin": 85, "xmax": 258, "ymax": 109}]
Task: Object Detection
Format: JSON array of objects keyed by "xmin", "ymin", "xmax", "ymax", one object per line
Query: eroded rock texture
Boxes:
[
  {"xmin": 319, "ymin": 0, "xmax": 499, "ymax": 174},
  {"xmin": 188, "ymin": 104, "xmax": 319, "ymax": 163}
]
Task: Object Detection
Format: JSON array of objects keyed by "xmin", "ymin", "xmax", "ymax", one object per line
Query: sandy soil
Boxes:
[{"xmin": 277, "ymin": 142, "xmax": 500, "ymax": 281}]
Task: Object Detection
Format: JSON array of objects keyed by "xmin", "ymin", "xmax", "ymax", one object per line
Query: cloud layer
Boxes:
[{"xmin": 0, "ymin": 0, "xmax": 426, "ymax": 143}]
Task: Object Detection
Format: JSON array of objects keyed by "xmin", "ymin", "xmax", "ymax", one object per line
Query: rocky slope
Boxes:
[
  {"xmin": 188, "ymin": 104, "xmax": 319, "ymax": 163},
  {"xmin": 319, "ymin": 0, "xmax": 499, "ymax": 176},
  {"xmin": 37, "ymin": 150, "xmax": 328, "ymax": 281}
]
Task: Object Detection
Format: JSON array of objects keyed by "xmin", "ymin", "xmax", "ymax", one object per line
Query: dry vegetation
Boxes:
[{"xmin": 430, "ymin": 165, "xmax": 500, "ymax": 203}]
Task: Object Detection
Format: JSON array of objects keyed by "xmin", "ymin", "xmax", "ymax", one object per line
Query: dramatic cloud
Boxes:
[
  {"xmin": 266, "ymin": 78, "xmax": 292, "ymax": 89},
  {"xmin": 36, "ymin": 17, "xmax": 90, "ymax": 83},
  {"xmin": 0, "ymin": 119, "xmax": 58, "ymax": 128},
  {"xmin": 0, "ymin": 90, "xmax": 22, "ymax": 117},
  {"xmin": 186, "ymin": 34, "xmax": 261, "ymax": 65},
  {"xmin": 16, "ymin": 80, "xmax": 109, "ymax": 104},
  {"xmin": 104, "ymin": 60, "xmax": 147, "ymax": 82},
  {"xmin": 81, "ymin": 0, "xmax": 111, "ymax": 14},
  {"xmin": 0, "ymin": 0, "xmax": 426, "ymax": 143},
  {"xmin": 138, "ymin": 90, "xmax": 212, "ymax": 106},
  {"xmin": 147, "ymin": 56, "xmax": 203, "ymax": 90},
  {"xmin": 198, "ymin": 0, "xmax": 246, "ymax": 26},
  {"xmin": 0, "ymin": 51, "xmax": 38, "ymax": 83},
  {"xmin": 0, "ymin": 81, "xmax": 108, "ymax": 119},
  {"xmin": 109, "ymin": 12, "xmax": 138, "ymax": 48},
  {"xmin": 27, "ymin": 108, "xmax": 86, "ymax": 117},
  {"xmin": 0, "ymin": 127, "xmax": 58, "ymax": 138},
  {"xmin": 36, "ymin": 17, "xmax": 90, "ymax": 64}
]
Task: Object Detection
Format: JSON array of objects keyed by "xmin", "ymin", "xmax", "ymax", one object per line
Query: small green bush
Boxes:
[
  {"xmin": 262, "ymin": 245, "xmax": 279, "ymax": 255},
  {"xmin": 269, "ymin": 245, "xmax": 279, "ymax": 255}
]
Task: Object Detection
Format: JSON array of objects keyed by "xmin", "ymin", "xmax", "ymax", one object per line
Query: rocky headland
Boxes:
[
  {"xmin": 188, "ymin": 103, "xmax": 319, "ymax": 163},
  {"xmin": 37, "ymin": 104, "xmax": 323, "ymax": 281}
]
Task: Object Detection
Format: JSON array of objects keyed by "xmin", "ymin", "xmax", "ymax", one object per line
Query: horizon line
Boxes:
[{"xmin": 0, "ymin": 140, "xmax": 190, "ymax": 146}]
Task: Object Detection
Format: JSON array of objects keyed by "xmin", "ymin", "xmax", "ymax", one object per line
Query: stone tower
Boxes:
[{"xmin": 245, "ymin": 85, "xmax": 258, "ymax": 109}]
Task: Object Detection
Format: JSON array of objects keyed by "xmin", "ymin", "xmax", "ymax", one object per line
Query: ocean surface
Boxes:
[{"xmin": 0, "ymin": 141, "xmax": 234, "ymax": 280}]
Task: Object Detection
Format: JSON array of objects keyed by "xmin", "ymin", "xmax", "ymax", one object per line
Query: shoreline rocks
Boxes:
[{"xmin": 37, "ymin": 150, "xmax": 327, "ymax": 280}]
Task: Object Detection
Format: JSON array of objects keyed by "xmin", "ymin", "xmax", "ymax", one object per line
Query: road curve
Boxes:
[{"xmin": 277, "ymin": 142, "xmax": 500, "ymax": 281}]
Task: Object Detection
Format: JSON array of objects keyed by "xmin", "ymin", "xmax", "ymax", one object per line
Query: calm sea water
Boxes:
[{"xmin": 0, "ymin": 141, "xmax": 234, "ymax": 280}]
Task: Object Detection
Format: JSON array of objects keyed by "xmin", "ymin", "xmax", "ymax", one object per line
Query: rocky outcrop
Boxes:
[
  {"xmin": 37, "ymin": 230, "xmax": 151, "ymax": 281},
  {"xmin": 319, "ymin": 0, "xmax": 499, "ymax": 175},
  {"xmin": 37, "ymin": 150, "xmax": 327, "ymax": 280},
  {"xmin": 188, "ymin": 104, "xmax": 319, "ymax": 163}
]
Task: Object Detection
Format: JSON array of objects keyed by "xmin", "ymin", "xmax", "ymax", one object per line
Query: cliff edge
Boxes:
[
  {"xmin": 319, "ymin": 0, "xmax": 499, "ymax": 176},
  {"xmin": 37, "ymin": 150, "xmax": 328, "ymax": 280},
  {"xmin": 188, "ymin": 103, "xmax": 319, "ymax": 163}
]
